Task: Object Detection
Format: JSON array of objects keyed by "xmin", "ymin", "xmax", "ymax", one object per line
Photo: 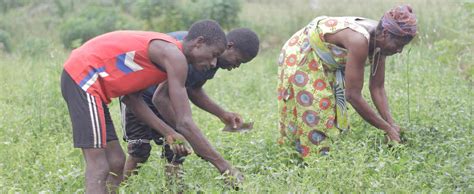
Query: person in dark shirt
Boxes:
[{"xmin": 121, "ymin": 29, "xmax": 260, "ymax": 185}]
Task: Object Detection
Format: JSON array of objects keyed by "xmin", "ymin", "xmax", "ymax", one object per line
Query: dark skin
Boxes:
[
  {"xmin": 123, "ymin": 42, "xmax": 251, "ymax": 186},
  {"xmin": 83, "ymin": 36, "xmax": 224, "ymax": 194},
  {"xmin": 187, "ymin": 43, "xmax": 252, "ymax": 129},
  {"xmin": 138, "ymin": 37, "xmax": 243, "ymax": 174},
  {"xmin": 323, "ymin": 18, "xmax": 412, "ymax": 142},
  {"xmin": 152, "ymin": 43, "xmax": 251, "ymax": 186},
  {"xmin": 82, "ymin": 140, "xmax": 125, "ymax": 194},
  {"xmin": 134, "ymin": 37, "xmax": 229, "ymax": 163},
  {"xmin": 154, "ymin": 45, "xmax": 251, "ymax": 129},
  {"xmin": 123, "ymin": 36, "xmax": 224, "ymax": 156}
]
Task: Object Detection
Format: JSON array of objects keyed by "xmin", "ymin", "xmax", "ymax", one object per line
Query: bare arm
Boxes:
[
  {"xmin": 368, "ymin": 56, "xmax": 396, "ymax": 126},
  {"xmin": 336, "ymin": 31, "xmax": 399, "ymax": 141},
  {"xmin": 121, "ymin": 91, "xmax": 176, "ymax": 136},
  {"xmin": 149, "ymin": 40, "xmax": 231, "ymax": 173},
  {"xmin": 122, "ymin": 91, "xmax": 189, "ymax": 155},
  {"xmin": 152, "ymin": 82, "xmax": 177, "ymax": 128},
  {"xmin": 188, "ymin": 80, "xmax": 225, "ymax": 117},
  {"xmin": 188, "ymin": 81, "xmax": 243, "ymax": 129}
]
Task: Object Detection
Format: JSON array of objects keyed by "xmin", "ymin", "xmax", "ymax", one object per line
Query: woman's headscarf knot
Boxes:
[{"xmin": 381, "ymin": 5, "xmax": 417, "ymax": 37}]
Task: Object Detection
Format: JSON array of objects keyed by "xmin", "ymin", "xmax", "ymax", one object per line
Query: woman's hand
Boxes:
[
  {"xmin": 385, "ymin": 126, "xmax": 401, "ymax": 143},
  {"xmin": 390, "ymin": 123, "xmax": 401, "ymax": 133}
]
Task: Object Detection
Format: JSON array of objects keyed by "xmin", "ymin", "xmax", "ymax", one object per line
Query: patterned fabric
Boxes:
[
  {"xmin": 381, "ymin": 5, "xmax": 417, "ymax": 37},
  {"xmin": 277, "ymin": 16, "xmax": 370, "ymax": 158}
]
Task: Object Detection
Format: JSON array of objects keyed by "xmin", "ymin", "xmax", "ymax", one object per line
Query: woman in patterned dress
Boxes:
[{"xmin": 277, "ymin": 5, "xmax": 417, "ymax": 158}]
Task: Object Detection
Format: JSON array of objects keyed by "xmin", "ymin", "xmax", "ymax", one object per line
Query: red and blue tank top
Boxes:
[{"xmin": 63, "ymin": 31, "xmax": 182, "ymax": 104}]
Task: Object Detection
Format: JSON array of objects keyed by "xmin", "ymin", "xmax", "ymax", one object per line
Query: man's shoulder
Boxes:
[{"xmin": 167, "ymin": 31, "xmax": 189, "ymax": 41}]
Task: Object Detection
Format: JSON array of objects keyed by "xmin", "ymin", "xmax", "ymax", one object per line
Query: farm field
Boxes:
[{"xmin": 0, "ymin": 0, "xmax": 472, "ymax": 192}]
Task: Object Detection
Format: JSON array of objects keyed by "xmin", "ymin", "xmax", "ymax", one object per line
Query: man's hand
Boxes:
[
  {"xmin": 220, "ymin": 112, "xmax": 243, "ymax": 129},
  {"xmin": 165, "ymin": 133, "xmax": 193, "ymax": 156},
  {"xmin": 223, "ymin": 167, "xmax": 244, "ymax": 190}
]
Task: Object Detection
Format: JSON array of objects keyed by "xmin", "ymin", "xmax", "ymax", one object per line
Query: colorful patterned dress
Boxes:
[{"xmin": 277, "ymin": 16, "xmax": 370, "ymax": 158}]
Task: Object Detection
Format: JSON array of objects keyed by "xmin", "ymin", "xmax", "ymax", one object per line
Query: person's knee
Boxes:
[
  {"xmin": 127, "ymin": 141, "xmax": 152, "ymax": 163},
  {"xmin": 104, "ymin": 141, "xmax": 126, "ymax": 173},
  {"xmin": 86, "ymin": 158, "xmax": 110, "ymax": 181},
  {"xmin": 129, "ymin": 155, "xmax": 149, "ymax": 164},
  {"xmin": 109, "ymin": 153, "xmax": 126, "ymax": 173},
  {"xmin": 83, "ymin": 148, "xmax": 110, "ymax": 178}
]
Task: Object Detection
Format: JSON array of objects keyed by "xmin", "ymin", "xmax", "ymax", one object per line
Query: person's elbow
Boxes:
[
  {"xmin": 369, "ymin": 82, "xmax": 384, "ymax": 92},
  {"xmin": 122, "ymin": 93, "xmax": 140, "ymax": 106},
  {"xmin": 175, "ymin": 116, "xmax": 198, "ymax": 135},
  {"xmin": 345, "ymin": 90, "xmax": 361, "ymax": 104}
]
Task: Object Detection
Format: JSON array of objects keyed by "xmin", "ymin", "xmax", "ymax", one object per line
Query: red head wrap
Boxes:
[{"xmin": 381, "ymin": 5, "xmax": 417, "ymax": 37}]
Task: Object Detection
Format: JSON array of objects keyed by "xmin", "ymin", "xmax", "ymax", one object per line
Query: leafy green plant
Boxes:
[{"xmin": 0, "ymin": 0, "xmax": 472, "ymax": 193}]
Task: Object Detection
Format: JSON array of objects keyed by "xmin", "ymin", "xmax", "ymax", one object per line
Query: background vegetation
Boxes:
[{"xmin": 0, "ymin": 0, "xmax": 472, "ymax": 192}]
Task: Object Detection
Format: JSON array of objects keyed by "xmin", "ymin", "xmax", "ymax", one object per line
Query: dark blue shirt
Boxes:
[{"xmin": 142, "ymin": 31, "xmax": 219, "ymax": 103}]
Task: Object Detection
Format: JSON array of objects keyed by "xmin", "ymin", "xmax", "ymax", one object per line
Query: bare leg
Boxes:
[
  {"xmin": 82, "ymin": 148, "xmax": 110, "ymax": 194},
  {"xmin": 123, "ymin": 154, "xmax": 148, "ymax": 180},
  {"xmin": 104, "ymin": 140, "xmax": 125, "ymax": 193}
]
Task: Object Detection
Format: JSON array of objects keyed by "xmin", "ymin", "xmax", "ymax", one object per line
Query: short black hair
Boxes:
[
  {"xmin": 226, "ymin": 28, "xmax": 260, "ymax": 60},
  {"xmin": 186, "ymin": 19, "xmax": 227, "ymax": 49}
]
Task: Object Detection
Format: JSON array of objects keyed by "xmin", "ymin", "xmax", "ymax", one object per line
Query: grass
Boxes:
[{"xmin": 0, "ymin": 0, "xmax": 472, "ymax": 193}]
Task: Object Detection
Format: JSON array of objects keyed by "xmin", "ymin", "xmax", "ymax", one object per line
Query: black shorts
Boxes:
[
  {"xmin": 61, "ymin": 70, "xmax": 117, "ymax": 148},
  {"xmin": 120, "ymin": 101, "xmax": 164, "ymax": 145},
  {"xmin": 126, "ymin": 138, "xmax": 184, "ymax": 163},
  {"xmin": 120, "ymin": 93, "xmax": 184, "ymax": 163}
]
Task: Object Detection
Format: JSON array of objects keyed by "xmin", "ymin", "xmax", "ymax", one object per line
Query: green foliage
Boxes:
[
  {"xmin": 1, "ymin": 42, "xmax": 472, "ymax": 192},
  {"xmin": 134, "ymin": 0, "xmax": 179, "ymax": 30},
  {"xmin": 53, "ymin": 0, "xmax": 74, "ymax": 17},
  {"xmin": 17, "ymin": 37, "xmax": 51, "ymax": 57},
  {"xmin": 0, "ymin": 0, "xmax": 473, "ymax": 193},
  {"xmin": 0, "ymin": 29, "xmax": 12, "ymax": 52},
  {"xmin": 200, "ymin": 0, "xmax": 242, "ymax": 30},
  {"xmin": 133, "ymin": 0, "xmax": 241, "ymax": 32},
  {"xmin": 0, "ymin": 0, "xmax": 29, "ymax": 14},
  {"xmin": 59, "ymin": 6, "xmax": 140, "ymax": 49}
]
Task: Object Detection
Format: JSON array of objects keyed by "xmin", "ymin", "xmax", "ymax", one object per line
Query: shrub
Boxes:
[
  {"xmin": 0, "ymin": 0, "xmax": 29, "ymax": 14},
  {"xmin": 59, "ymin": 6, "xmax": 140, "ymax": 49},
  {"xmin": 132, "ymin": 0, "xmax": 242, "ymax": 32},
  {"xmin": 201, "ymin": 0, "xmax": 241, "ymax": 30},
  {"xmin": 134, "ymin": 0, "xmax": 179, "ymax": 30},
  {"xmin": 0, "ymin": 29, "xmax": 12, "ymax": 52},
  {"xmin": 17, "ymin": 37, "xmax": 50, "ymax": 57}
]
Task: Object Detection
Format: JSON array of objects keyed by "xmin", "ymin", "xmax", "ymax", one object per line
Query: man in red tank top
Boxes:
[{"xmin": 61, "ymin": 20, "xmax": 241, "ymax": 193}]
